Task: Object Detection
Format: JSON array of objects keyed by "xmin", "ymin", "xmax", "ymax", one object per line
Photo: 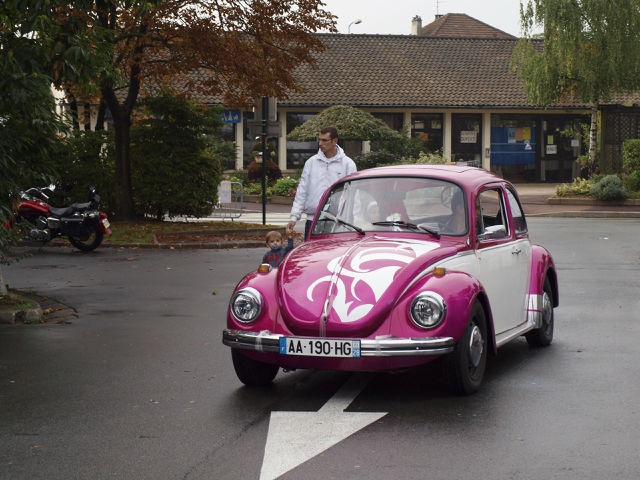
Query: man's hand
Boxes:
[{"xmin": 286, "ymin": 220, "xmax": 296, "ymax": 236}]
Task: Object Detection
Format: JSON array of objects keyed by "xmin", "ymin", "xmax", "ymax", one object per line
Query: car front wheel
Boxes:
[
  {"xmin": 231, "ymin": 349, "xmax": 279, "ymax": 386},
  {"xmin": 445, "ymin": 301, "xmax": 487, "ymax": 395}
]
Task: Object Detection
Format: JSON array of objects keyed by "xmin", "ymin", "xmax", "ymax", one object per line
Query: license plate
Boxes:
[
  {"xmin": 279, "ymin": 337, "xmax": 361, "ymax": 358},
  {"xmin": 102, "ymin": 218, "xmax": 110, "ymax": 229}
]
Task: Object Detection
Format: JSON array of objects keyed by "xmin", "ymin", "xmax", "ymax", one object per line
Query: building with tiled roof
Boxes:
[
  {"xmin": 419, "ymin": 13, "xmax": 516, "ymax": 39},
  {"xmin": 234, "ymin": 30, "xmax": 593, "ymax": 183},
  {"xmin": 79, "ymin": 13, "xmax": 638, "ymax": 182}
]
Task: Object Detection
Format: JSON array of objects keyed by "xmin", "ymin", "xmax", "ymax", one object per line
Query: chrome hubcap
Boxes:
[{"xmin": 468, "ymin": 325, "xmax": 483, "ymax": 368}]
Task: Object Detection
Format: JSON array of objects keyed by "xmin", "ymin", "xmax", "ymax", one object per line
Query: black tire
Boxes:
[
  {"xmin": 231, "ymin": 349, "xmax": 279, "ymax": 386},
  {"xmin": 525, "ymin": 278, "xmax": 554, "ymax": 348},
  {"xmin": 445, "ymin": 301, "xmax": 488, "ymax": 395},
  {"xmin": 69, "ymin": 229, "xmax": 103, "ymax": 252}
]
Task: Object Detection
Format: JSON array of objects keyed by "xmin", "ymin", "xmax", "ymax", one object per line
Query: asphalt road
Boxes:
[{"xmin": 1, "ymin": 217, "xmax": 640, "ymax": 480}]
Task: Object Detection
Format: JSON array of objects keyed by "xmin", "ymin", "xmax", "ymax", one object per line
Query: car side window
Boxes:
[
  {"xmin": 476, "ymin": 188, "xmax": 508, "ymax": 242},
  {"xmin": 506, "ymin": 188, "xmax": 528, "ymax": 235}
]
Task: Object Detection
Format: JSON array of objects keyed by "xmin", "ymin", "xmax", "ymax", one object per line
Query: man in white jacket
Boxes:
[{"xmin": 287, "ymin": 126, "xmax": 357, "ymax": 240}]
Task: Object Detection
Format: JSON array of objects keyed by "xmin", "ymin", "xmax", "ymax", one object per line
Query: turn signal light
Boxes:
[
  {"xmin": 433, "ymin": 267, "xmax": 446, "ymax": 277},
  {"xmin": 258, "ymin": 263, "xmax": 272, "ymax": 273}
]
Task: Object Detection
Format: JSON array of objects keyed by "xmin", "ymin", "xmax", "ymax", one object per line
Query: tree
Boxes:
[
  {"xmin": 59, "ymin": 0, "xmax": 336, "ymax": 220},
  {"xmin": 287, "ymin": 105, "xmax": 402, "ymax": 141},
  {"xmin": 130, "ymin": 91, "xmax": 223, "ymax": 220},
  {"xmin": 0, "ymin": 0, "xmax": 78, "ymax": 293},
  {"xmin": 512, "ymin": 0, "xmax": 640, "ymax": 174}
]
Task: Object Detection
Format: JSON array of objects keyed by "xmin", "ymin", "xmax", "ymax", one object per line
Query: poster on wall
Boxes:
[
  {"xmin": 460, "ymin": 131, "xmax": 477, "ymax": 143},
  {"xmin": 546, "ymin": 145, "xmax": 557, "ymax": 155},
  {"xmin": 507, "ymin": 127, "xmax": 516, "ymax": 143}
]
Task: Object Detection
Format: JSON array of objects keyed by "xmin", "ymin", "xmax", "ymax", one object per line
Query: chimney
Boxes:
[
  {"xmin": 411, "ymin": 15, "xmax": 422, "ymax": 35},
  {"xmin": 435, "ymin": 14, "xmax": 443, "ymax": 19}
]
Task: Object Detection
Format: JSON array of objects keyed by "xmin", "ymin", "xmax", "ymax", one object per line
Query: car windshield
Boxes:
[{"xmin": 311, "ymin": 177, "xmax": 467, "ymax": 237}]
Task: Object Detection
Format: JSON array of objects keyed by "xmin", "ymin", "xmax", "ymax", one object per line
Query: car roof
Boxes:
[{"xmin": 344, "ymin": 164, "xmax": 511, "ymax": 193}]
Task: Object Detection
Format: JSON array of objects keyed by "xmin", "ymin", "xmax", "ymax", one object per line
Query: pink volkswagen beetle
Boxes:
[{"xmin": 223, "ymin": 165, "xmax": 558, "ymax": 394}]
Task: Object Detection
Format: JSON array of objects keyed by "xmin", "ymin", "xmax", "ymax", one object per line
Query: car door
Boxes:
[{"xmin": 473, "ymin": 186, "xmax": 530, "ymax": 334}]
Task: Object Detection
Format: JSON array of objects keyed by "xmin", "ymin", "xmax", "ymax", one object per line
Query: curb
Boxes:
[
  {"xmin": 0, "ymin": 290, "xmax": 77, "ymax": 326},
  {"xmin": 547, "ymin": 196, "xmax": 640, "ymax": 206},
  {"xmin": 0, "ymin": 292, "xmax": 42, "ymax": 325}
]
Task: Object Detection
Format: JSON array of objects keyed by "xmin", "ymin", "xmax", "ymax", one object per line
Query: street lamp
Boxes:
[{"xmin": 348, "ymin": 19, "xmax": 362, "ymax": 34}]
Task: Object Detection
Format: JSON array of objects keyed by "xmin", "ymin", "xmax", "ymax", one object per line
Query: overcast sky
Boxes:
[{"xmin": 319, "ymin": 0, "xmax": 528, "ymax": 36}]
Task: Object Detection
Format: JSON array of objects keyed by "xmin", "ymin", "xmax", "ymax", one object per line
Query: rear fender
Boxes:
[
  {"xmin": 98, "ymin": 212, "xmax": 112, "ymax": 235},
  {"xmin": 530, "ymin": 245, "xmax": 558, "ymax": 307}
]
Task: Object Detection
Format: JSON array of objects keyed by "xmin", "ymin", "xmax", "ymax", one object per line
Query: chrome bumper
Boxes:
[{"xmin": 222, "ymin": 329, "xmax": 454, "ymax": 357}]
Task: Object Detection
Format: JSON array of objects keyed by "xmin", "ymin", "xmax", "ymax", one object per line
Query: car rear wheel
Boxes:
[
  {"xmin": 231, "ymin": 349, "xmax": 279, "ymax": 386},
  {"xmin": 525, "ymin": 278, "xmax": 554, "ymax": 348},
  {"xmin": 445, "ymin": 301, "xmax": 487, "ymax": 395}
]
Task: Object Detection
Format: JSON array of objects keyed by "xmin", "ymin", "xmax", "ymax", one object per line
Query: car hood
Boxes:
[{"xmin": 279, "ymin": 235, "xmax": 460, "ymax": 337}]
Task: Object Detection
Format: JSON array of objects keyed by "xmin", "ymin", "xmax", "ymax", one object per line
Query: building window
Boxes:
[
  {"xmin": 411, "ymin": 113, "xmax": 443, "ymax": 152},
  {"xmin": 372, "ymin": 112, "xmax": 404, "ymax": 131}
]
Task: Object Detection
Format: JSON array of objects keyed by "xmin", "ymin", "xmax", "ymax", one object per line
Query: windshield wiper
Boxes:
[
  {"xmin": 322, "ymin": 212, "xmax": 365, "ymax": 235},
  {"xmin": 372, "ymin": 221, "xmax": 441, "ymax": 239}
]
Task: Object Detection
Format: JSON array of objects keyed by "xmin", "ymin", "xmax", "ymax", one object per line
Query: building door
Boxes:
[{"xmin": 452, "ymin": 114, "xmax": 482, "ymax": 166}]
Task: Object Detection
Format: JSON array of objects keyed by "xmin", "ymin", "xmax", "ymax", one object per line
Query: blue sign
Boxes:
[{"xmin": 221, "ymin": 109, "xmax": 241, "ymax": 123}]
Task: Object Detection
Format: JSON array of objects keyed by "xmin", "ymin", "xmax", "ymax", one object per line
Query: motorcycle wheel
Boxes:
[{"xmin": 69, "ymin": 230, "xmax": 104, "ymax": 252}]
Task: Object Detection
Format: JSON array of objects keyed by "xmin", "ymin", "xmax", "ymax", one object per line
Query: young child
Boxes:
[{"xmin": 262, "ymin": 230, "xmax": 294, "ymax": 267}]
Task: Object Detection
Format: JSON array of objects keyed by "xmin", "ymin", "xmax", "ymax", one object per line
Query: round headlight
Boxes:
[
  {"xmin": 410, "ymin": 292, "xmax": 446, "ymax": 329},
  {"xmin": 230, "ymin": 287, "xmax": 262, "ymax": 323}
]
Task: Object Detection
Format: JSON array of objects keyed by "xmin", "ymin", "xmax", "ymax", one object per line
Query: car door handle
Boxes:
[{"xmin": 512, "ymin": 248, "xmax": 522, "ymax": 255}]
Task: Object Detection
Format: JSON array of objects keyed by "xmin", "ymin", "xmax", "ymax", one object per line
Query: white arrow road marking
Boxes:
[{"xmin": 259, "ymin": 374, "xmax": 387, "ymax": 480}]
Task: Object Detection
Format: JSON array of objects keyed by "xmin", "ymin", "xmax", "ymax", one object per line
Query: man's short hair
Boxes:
[{"xmin": 320, "ymin": 126, "xmax": 338, "ymax": 140}]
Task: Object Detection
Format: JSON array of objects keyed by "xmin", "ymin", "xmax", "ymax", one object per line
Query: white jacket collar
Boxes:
[{"xmin": 317, "ymin": 144, "xmax": 345, "ymax": 163}]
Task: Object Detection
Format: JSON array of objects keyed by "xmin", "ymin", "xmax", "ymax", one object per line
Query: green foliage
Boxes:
[
  {"xmin": 270, "ymin": 177, "xmax": 299, "ymax": 197},
  {"xmin": 513, "ymin": 1, "xmax": 640, "ymax": 173},
  {"xmin": 205, "ymin": 137, "xmax": 237, "ymax": 171},
  {"xmin": 354, "ymin": 152, "xmax": 399, "ymax": 170},
  {"xmin": 1, "ymin": 0, "xmax": 71, "ymax": 262},
  {"xmin": 622, "ymin": 139, "xmax": 640, "ymax": 192},
  {"xmin": 287, "ymin": 106, "xmax": 403, "ymax": 142},
  {"xmin": 130, "ymin": 92, "xmax": 223, "ymax": 220},
  {"xmin": 556, "ymin": 178, "xmax": 593, "ymax": 196},
  {"xmin": 50, "ymin": 131, "xmax": 116, "ymax": 215},
  {"xmin": 589, "ymin": 175, "xmax": 628, "ymax": 201},
  {"xmin": 371, "ymin": 128, "xmax": 430, "ymax": 160},
  {"xmin": 414, "ymin": 151, "xmax": 448, "ymax": 164},
  {"xmin": 514, "ymin": 1, "xmax": 640, "ymax": 106}
]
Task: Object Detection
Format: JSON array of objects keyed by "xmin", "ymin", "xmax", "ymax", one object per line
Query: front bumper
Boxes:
[{"xmin": 222, "ymin": 329, "xmax": 454, "ymax": 357}]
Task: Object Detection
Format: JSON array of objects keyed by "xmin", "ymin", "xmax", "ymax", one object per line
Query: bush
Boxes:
[
  {"xmin": 556, "ymin": 178, "xmax": 593, "ymax": 197},
  {"xmin": 622, "ymin": 139, "xmax": 640, "ymax": 192},
  {"xmin": 414, "ymin": 150, "xmax": 447, "ymax": 164},
  {"xmin": 130, "ymin": 91, "xmax": 222, "ymax": 220},
  {"xmin": 271, "ymin": 177, "xmax": 299, "ymax": 197},
  {"xmin": 589, "ymin": 175, "xmax": 628, "ymax": 201},
  {"xmin": 50, "ymin": 130, "xmax": 116, "ymax": 215},
  {"xmin": 206, "ymin": 137, "xmax": 237, "ymax": 171},
  {"xmin": 354, "ymin": 151, "xmax": 398, "ymax": 170},
  {"xmin": 247, "ymin": 159, "xmax": 282, "ymax": 182}
]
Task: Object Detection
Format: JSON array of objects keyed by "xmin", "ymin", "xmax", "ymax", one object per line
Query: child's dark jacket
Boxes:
[{"xmin": 262, "ymin": 238, "xmax": 294, "ymax": 267}]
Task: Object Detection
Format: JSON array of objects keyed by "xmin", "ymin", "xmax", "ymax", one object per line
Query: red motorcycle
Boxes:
[{"xmin": 15, "ymin": 186, "xmax": 112, "ymax": 252}]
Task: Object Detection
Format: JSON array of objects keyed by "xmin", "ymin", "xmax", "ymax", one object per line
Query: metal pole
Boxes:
[{"xmin": 261, "ymin": 97, "xmax": 268, "ymax": 225}]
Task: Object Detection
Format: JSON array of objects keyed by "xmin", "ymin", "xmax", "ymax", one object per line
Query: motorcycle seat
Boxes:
[
  {"xmin": 71, "ymin": 202, "xmax": 92, "ymax": 211},
  {"xmin": 49, "ymin": 206, "xmax": 75, "ymax": 216}
]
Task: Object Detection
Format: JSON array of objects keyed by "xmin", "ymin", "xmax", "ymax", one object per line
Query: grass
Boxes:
[
  {"xmin": 0, "ymin": 293, "xmax": 34, "ymax": 310},
  {"xmin": 107, "ymin": 220, "xmax": 278, "ymax": 244}
]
